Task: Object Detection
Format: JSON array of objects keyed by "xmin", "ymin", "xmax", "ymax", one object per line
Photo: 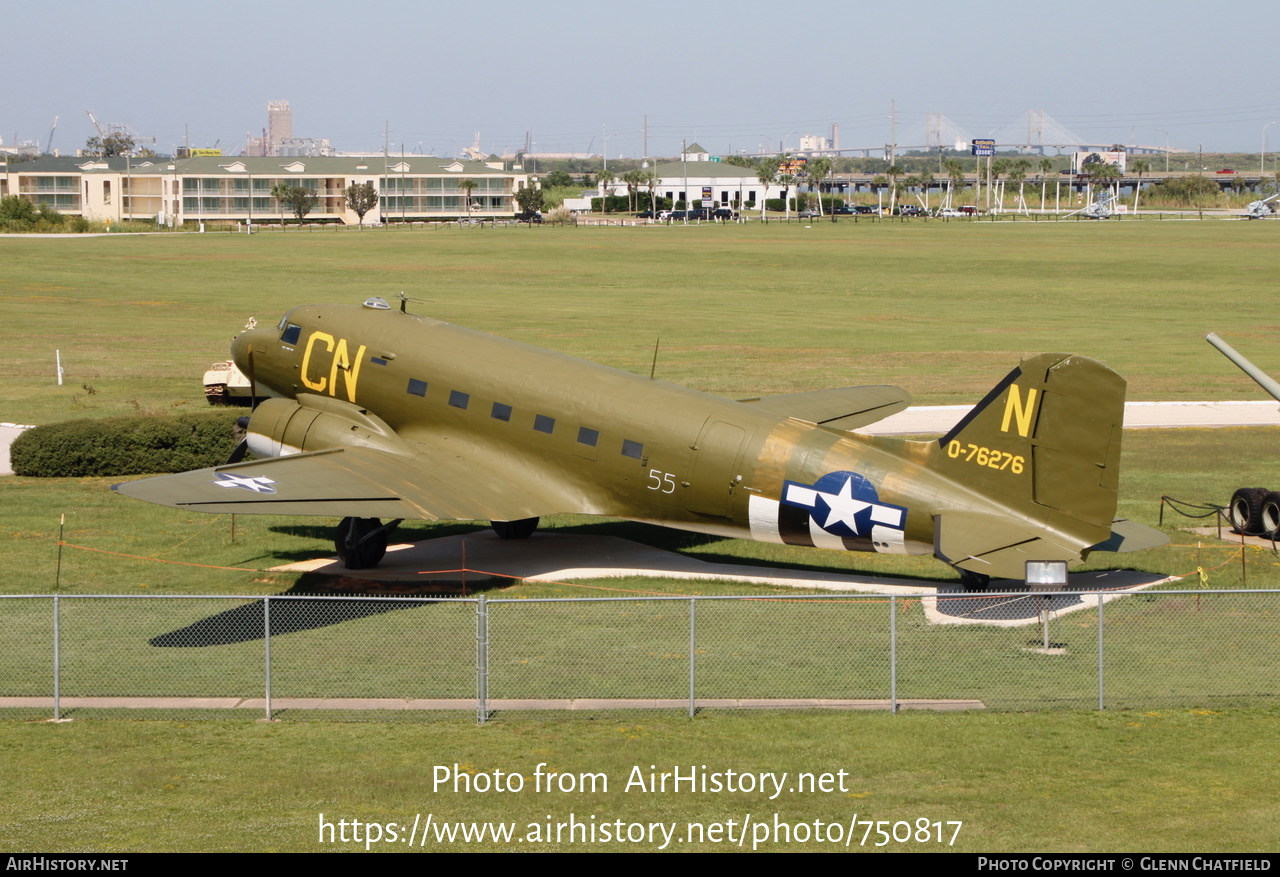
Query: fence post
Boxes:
[
  {"xmin": 52, "ymin": 595, "xmax": 61, "ymax": 721},
  {"xmin": 688, "ymin": 598, "xmax": 697, "ymax": 719},
  {"xmin": 889, "ymin": 595, "xmax": 898, "ymax": 713},
  {"xmin": 1096, "ymin": 593, "xmax": 1105, "ymax": 711},
  {"xmin": 476, "ymin": 596, "xmax": 488, "ymax": 725},
  {"xmin": 264, "ymin": 596, "xmax": 272, "ymax": 720}
]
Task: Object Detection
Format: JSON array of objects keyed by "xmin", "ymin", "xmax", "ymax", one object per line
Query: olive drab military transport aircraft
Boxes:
[{"xmin": 115, "ymin": 297, "xmax": 1166, "ymax": 590}]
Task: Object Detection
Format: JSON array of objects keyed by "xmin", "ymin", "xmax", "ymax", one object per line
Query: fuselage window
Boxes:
[
  {"xmin": 534, "ymin": 414, "xmax": 555, "ymax": 434},
  {"xmin": 491, "ymin": 402, "xmax": 512, "ymax": 421},
  {"xmin": 449, "ymin": 390, "xmax": 470, "ymax": 409},
  {"xmin": 280, "ymin": 324, "xmax": 302, "ymax": 345},
  {"xmin": 577, "ymin": 427, "xmax": 599, "ymax": 447},
  {"xmin": 621, "ymin": 439, "xmax": 643, "ymax": 459},
  {"xmin": 407, "ymin": 379, "xmax": 428, "ymax": 397}
]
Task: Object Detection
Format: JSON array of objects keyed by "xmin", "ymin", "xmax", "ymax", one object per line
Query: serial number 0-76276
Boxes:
[{"xmin": 946, "ymin": 441, "xmax": 1025, "ymax": 474}]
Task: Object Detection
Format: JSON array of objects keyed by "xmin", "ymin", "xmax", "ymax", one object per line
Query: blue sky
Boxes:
[{"xmin": 8, "ymin": 0, "xmax": 1278, "ymax": 158}]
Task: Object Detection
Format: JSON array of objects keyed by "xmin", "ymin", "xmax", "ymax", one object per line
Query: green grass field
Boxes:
[
  {"xmin": 5, "ymin": 220, "xmax": 1280, "ymax": 424},
  {"xmin": 4, "ymin": 220, "xmax": 1280, "ymax": 852}
]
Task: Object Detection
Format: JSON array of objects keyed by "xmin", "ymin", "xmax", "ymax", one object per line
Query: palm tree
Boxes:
[
  {"xmin": 1130, "ymin": 158, "xmax": 1150, "ymax": 212},
  {"xmin": 755, "ymin": 158, "xmax": 778, "ymax": 222},
  {"xmin": 270, "ymin": 181, "xmax": 289, "ymax": 226},
  {"xmin": 458, "ymin": 179, "xmax": 476, "ymax": 219},
  {"xmin": 1088, "ymin": 162, "xmax": 1121, "ymax": 208},
  {"xmin": 902, "ymin": 175, "xmax": 921, "ymax": 212},
  {"xmin": 1009, "ymin": 159, "xmax": 1030, "ymax": 213},
  {"xmin": 943, "ymin": 159, "xmax": 965, "ymax": 209},
  {"xmin": 1038, "ymin": 158, "xmax": 1054, "ymax": 211},
  {"xmin": 806, "ymin": 157, "xmax": 832, "ymax": 217},
  {"xmin": 989, "ymin": 158, "xmax": 1010, "ymax": 212},
  {"xmin": 621, "ymin": 169, "xmax": 643, "ymax": 213},
  {"xmin": 884, "ymin": 164, "xmax": 902, "ymax": 214},
  {"xmin": 597, "ymin": 169, "xmax": 615, "ymax": 214},
  {"xmin": 918, "ymin": 171, "xmax": 935, "ymax": 212},
  {"xmin": 640, "ymin": 168, "xmax": 660, "ymax": 216}
]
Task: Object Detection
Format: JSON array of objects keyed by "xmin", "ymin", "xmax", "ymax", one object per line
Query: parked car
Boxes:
[
  {"xmin": 894, "ymin": 205, "xmax": 925, "ymax": 216},
  {"xmin": 853, "ymin": 205, "xmax": 876, "ymax": 214},
  {"xmin": 799, "ymin": 208, "xmax": 819, "ymax": 219},
  {"xmin": 937, "ymin": 208, "xmax": 967, "ymax": 218},
  {"xmin": 712, "ymin": 207, "xmax": 738, "ymax": 220},
  {"xmin": 957, "ymin": 205, "xmax": 979, "ymax": 215},
  {"xmin": 830, "ymin": 205, "xmax": 854, "ymax": 215},
  {"xmin": 514, "ymin": 211, "xmax": 543, "ymax": 223}
]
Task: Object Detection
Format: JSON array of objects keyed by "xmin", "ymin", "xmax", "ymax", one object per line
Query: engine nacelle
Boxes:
[{"xmin": 245, "ymin": 395, "xmax": 413, "ymax": 459}]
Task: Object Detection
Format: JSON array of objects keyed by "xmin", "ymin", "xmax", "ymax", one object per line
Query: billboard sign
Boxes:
[
  {"xmin": 971, "ymin": 139, "xmax": 996, "ymax": 157},
  {"xmin": 1073, "ymin": 151, "xmax": 1127, "ymax": 174}
]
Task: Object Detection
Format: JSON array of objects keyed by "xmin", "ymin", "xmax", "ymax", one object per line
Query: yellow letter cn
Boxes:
[
  {"xmin": 301, "ymin": 331, "xmax": 334, "ymax": 393},
  {"xmin": 329, "ymin": 339, "xmax": 366, "ymax": 403}
]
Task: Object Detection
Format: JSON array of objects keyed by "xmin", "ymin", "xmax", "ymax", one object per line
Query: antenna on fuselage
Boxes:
[
  {"xmin": 398, "ymin": 290, "xmax": 407, "ymax": 313},
  {"xmin": 649, "ymin": 336, "xmax": 660, "ymax": 380}
]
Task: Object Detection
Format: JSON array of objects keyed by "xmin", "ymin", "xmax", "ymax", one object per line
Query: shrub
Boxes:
[
  {"xmin": 1145, "ymin": 175, "xmax": 1221, "ymax": 206},
  {"xmin": 543, "ymin": 206, "xmax": 574, "ymax": 226},
  {"xmin": 12, "ymin": 412, "xmax": 242, "ymax": 477}
]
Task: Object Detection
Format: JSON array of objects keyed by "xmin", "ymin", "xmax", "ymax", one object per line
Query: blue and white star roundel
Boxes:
[
  {"xmin": 748, "ymin": 470, "xmax": 910, "ymax": 554},
  {"xmin": 213, "ymin": 472, "xmax": 277, "ymax": 494}
]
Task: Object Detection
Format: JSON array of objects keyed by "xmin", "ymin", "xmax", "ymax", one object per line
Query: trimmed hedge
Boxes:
[{"xmin": 12, "ymin": 412, "xmax": 242, "ymax": 477}]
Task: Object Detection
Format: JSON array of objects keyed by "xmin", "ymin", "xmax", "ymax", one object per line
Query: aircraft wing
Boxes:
[
  {"xmin": 113, "ymin": 445, "xmax": 556, "ymax": 522},
  {"xmin": 737, "ymin": 385, "xmax": 911, "ymax": 431}
]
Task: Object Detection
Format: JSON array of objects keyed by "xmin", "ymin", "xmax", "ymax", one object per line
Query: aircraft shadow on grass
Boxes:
[{"xmin": 149, "ymin": 573, "xmax": 511, "ymax": 648}]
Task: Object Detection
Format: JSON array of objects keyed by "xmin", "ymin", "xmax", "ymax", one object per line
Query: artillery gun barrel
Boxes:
[{"xmin": 1206, "ymin": 333, "xmax": 1280, "ymax": 403}]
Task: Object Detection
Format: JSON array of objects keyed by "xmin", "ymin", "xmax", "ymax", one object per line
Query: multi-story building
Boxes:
[{"xmin": 1, "ymin": 155, "xmax": 532, "ymax": 226}]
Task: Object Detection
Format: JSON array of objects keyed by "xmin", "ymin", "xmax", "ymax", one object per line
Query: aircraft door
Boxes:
[{"xmin": 686, "ymin": 419, "xmax": 748, "ymax": 517}]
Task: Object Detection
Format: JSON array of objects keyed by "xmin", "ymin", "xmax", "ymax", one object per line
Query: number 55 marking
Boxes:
[{"xmin": 647, "ymin": 469, "xmax": 676, "ymax": 494}]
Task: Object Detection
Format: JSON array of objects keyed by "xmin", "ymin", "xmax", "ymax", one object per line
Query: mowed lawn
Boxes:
[
  {"xmin": 4, "ymin": 219, "xmax": 1279, "ymax": 425},
  {"xmin": 3, "ymin": 220, "xmax": 1280, "ymax": 853}
]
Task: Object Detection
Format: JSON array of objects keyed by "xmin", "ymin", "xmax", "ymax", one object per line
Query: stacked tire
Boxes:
[{"xmin": 1229, "ymin": 487, "xmax": 1280, "ymax": 539}]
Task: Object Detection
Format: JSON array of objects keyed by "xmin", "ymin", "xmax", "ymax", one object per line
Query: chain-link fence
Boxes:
[{"xmin": 2, "ymin": 589, "xmax": 1277, "ymax": 722}]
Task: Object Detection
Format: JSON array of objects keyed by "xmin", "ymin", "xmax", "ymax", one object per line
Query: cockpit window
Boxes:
[{"xmin": 280, "ymin": 323, "xmax": 302, "ymax": 345}]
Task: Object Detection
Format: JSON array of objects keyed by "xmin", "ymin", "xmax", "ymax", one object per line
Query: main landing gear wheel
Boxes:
[
  {"xmin": 959, "ymin": 569, "xmax": 991, "ymax": 592},
  {"xmin": 1229, "ymin": 487, "xmax": 1268, "ymax": 536},
  {"xmin": 335, "ymin": 516, "xmax": 394, "ymax": 570},
  {"xmin": 491, "ymin": 517, "xmax": 539, "ymax": 540}
]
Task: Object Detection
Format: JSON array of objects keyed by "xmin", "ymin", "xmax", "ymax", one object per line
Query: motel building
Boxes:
[
  {"xmin": 599, "ymin": 144, "xmax": 790, "ymax": 211},
  {"xmin": 0, "ymin": 155, "xmax": 532, "ymax": 227}
]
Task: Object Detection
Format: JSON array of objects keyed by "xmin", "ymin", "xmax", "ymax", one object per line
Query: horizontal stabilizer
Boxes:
[
  {"xmin": 1087, "ymin": 519, "xmax": 1169, "ymax": 554},
  {"xmin": 738, "ymin": 385, "xmax": 911, "ymax": 431},
  {"xmin": 934, "ymin": 511, "xmax": 1084, "ymax": 581}
]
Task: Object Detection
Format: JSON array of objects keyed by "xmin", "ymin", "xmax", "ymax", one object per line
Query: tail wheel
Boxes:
[
  {"xmin": 959, "ymin": 569, "xmax": 991, "ymax": 592},
  {"xmin": 491, "ymin": 517, "xmax": 539, "ymax": 540},
  {"xmin": 1262, "ymin": 492, "xmax": 1280, "ymax": 540},
  {"xmin": 335, "ymin": 516, "xmax": 389, "ymax": 570},
  {"xmin": 1229, "ymin": 487, "xmax": 1268, "ymax": 536}
]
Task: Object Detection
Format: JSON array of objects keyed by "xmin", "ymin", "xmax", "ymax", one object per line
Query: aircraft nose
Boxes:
[{"xmin": 231, "ymin": 326, "xmax": 271, "ymax": 373}]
